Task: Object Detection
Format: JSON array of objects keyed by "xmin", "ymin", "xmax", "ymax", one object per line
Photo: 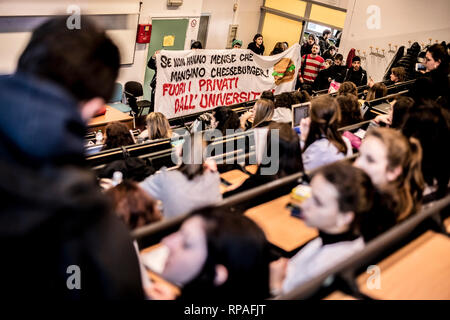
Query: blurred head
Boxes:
[
  {"xmin": 390, "ymin": 67, "xmax": 406, "ymax": 83},
  {"xmin": 336, "ymin": 94, "xmax": 363, "ymax": 127},
  {"xmin": 252, "ymin": 99, "xmax": 274, "ymax": 128},
  {"xmin": 260, "ymin": 90, "xmax": 275, "ymax": 102},
  {"xmin": 260, "ymin": 122, "xmax": 303, "ymax": 177},
  {"xmin": 178, "ymin": 133, "xmax": 207, "ymax": 180},
  {"xmin": 324, "ymin": 59, "xmax": 333, "ymax": 69},
  {"xmin": 274, "ymin": 92, "xmax": 292, "ymax": 109},
  {"xmin": 103, "ymin": 122, "xmax": 134, "ymax": 150},
  {"xmin": 271, "ymin": 42, "xmax": 286, "ymax": 55},
  {"xmin": 106, "ymin": 180, "xmax": 161, "ymax": 229},
  {"xmin": 338, "ymin": 81, "xmax": 358, "ymax": 97},
  {"xmin": 352, "ymin": 56, "xmax": 361, "ymax": 71},
  {"xmin": 191, "ymin": 41, "xmax": 203, "ymax": 49},
  {"xmin": 213, "ymin": 106, "xmax": 241, "ymax": 135},
  {"xmin": 290, "ymin": 90, "xmax": 311, "ymax": 105},
  {"xmin": 146, "ymin": 112, "xmax": 172, "ymax": 140},
  {"xmin": 302, "ymin": 162, "xmax": 374, "ymax": 235},
  {"xmin": 162, "ymin": 209, "xmax": 270, "ymax": 299},
  {"xmin": 253, "ymin": 34, "xmax": 263, "ymax": 46},
  {"xmin": 334, "ymin": 54, "xmax": 344, "ymax": 66},
  {"xmin": 323, "ymin": 29, "xmax": 332, "ymax": 40},
  {"xmin": 311, "ymin": 44, "xmax": 320, "ymax": 55},
  {"xmin": 328, "ymin": 46, "xmax": 336, "ymax": 56},
  {"xmin": 391, "ymin": 96, "xmax": 414, "ymax": 129},
  {"xmin": 17, "ymin": 16, "xmax": 120, "ymax": 121},
  {"xmin": 232, "ymin": 39, "xmax": 242, "ymax": 49},
  {"xmin": 307, "ymin": 34, "xmax": 316, "ymax": 46},
  {"xmin": 354, "ymin": 128, "xmax": 424, "ymax": 220},
  {"xmin": 366, "ymin": 83, "xmax": 387, "ymax": 101},
  {"xmin": 304, "ymin": 96, "xmax": 347, "ymax": 155}
]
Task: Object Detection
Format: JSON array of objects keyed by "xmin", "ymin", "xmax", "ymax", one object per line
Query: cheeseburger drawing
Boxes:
[{"xmin": 272, "ymin": 58, "xmax": 296, "ymax": 85}]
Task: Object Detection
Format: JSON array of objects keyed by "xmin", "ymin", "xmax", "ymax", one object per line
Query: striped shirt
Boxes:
[{"xmin": 301, "ymin": 54, "xmax": 325, "ymax": 83}]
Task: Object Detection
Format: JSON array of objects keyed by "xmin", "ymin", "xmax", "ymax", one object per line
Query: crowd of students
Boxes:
[{"xmin": 0, "ymin": 15, "xmax": 449, "ymax": 300}]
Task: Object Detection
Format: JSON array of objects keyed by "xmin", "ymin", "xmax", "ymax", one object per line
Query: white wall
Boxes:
[{"xmin": 339, "ymin": 0, "xmax": 450, "ymax": 81}]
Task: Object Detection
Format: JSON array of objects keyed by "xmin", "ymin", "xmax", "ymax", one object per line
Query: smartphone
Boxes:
[
  {"xmin": 415, "ymin": 63, "xmax": 426, "ymax": 72},
  {"xmin": 286, "ymin": 202, "xmax": 304, "ymax": 220}
]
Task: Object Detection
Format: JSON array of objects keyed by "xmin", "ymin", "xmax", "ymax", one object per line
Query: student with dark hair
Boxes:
[
  {"xmin": 271, "ymin": 162, "xmax": 373, "ymax": 294},
  {"xmin": 372, "ymin": 96, "xmax": 414, "ymax": 129},
  {"xmin": 299, "ymin": 43, "xmax": 325, "ymax": 88},
  {"xmin": 153, "ymin": 208, "xmax": 270, "ymax": 300},
  {"xmin": 270, "ymin": 42, "xmax": 286, "ymax": 55},
  {"xmin": 344, "ymin": 56, "xmax": 368, "ymax": 87},
  {"xmin": 314, "ymin": 59, "xmax": 333, "ymax": 91},
  {"xmin": 401, "ymin": 102, "xmax": 449, "ymax": 198},
  {"xmin": 106, "ymin": 180, "xmax": 162, "ymax": 229},
  {"xmin": 213, "ymin": 106, "xmax": 241, "ymax": 135},
  {"xmin": 102, "ymin": 121, "xmax": 135, "ymax": 150},
  {"xmin": 300, "ymin": 96, "xmax": 352, "ymax": 171},
  {"xmin": 366, "ymin": 82, "xmax": 388, "ymax": 101},
  {"xmin": 390, "ymin": 67, "xmax": 406, "ymax": 83},
  {"xmin": 301, "ymin": 34, "xmax": 317, "ymax": 57},
  {"xmin": 140, "ymin": 133, "xmax": 222, "ymax": 218},
  {"xmin": 327, "ymin": 53, "xmax": 347, "ymax": 83},
  {"xmin": 272, "ymin": 92, "xmax": 293, "ymax": 123},
  {"xmin": 322, "ymin": 45, "xmax": 337, "ymax": 61},
  {"xmin": 355, "ymin": 127, "xmax": 424, "ymax": 222},
  {"xmin": 0, "ymin": 16, "xmax": 143, "ymax": 299},
  {"xmin": 290, "ymin": 90, "xmax": 311, "ymax": 105},
  {"xmin": 261, "ymin": 90, "xmax": 275, "ymax": 101},
  {"xmin": 319, "ymin": 29, "xmax": 332, "ymax": 55},
  {"xmin": 336, "ymin": 94, "xmax": 363, "ymax": 127},
  {"xmin": 191, "ymin": 41, "xmax": 203, "ymax": 49},
  {"xmin": 225, "ymin": 123, "xmax": 303, "ymax": 197},
  {"xmin": 247, "ymin": 33, "xmax": 265, "ymax": 55},
  {"xmin": 338, "ymin": 81, "xmax": 358, "ymax": 97}
]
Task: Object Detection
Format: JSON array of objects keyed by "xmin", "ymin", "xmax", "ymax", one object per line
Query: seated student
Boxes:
[
  {"xmin": 344, "ymin": 56, "xmax": 368, "ymax": 87},
  {"xmin": 152, "ymin": 208, "xmax": 270, "ymax": 300},
  {"xmin": 106, "ymin": 180, "xmax": 162, "ymax": 229},
  {"xmin": 137, "ymin": 112, "xmax": 173, "ymax": 142},
  {"xmin": 366, "ymin": 82, "xmax": 388, "ymax": 102},
  {"xmin": 224, "ymin": 123, "xmax": 303, "ymax": 197},
  {"xmin": 372, "ymin": 96, "xmax": 414, "ymax": 129},
  {"xmin": 272, "ymin": 92, "xmax": 293, "ymax": 123},
  {"xmin": 338, "ymin": 81, "xmax": 358, "ymax": 97},
  {"xmin": 327, "ymin": 54, "xmax": 347, "ymax": 84},
  {"xmin": 270, "ymin": 162, "xmax": 374, "ymax": 294},
  {"xmin": 354, "ymin": 127, "xmax": 424, "ymax": 222},
  {"xmin": 140, "ymin": 133, "xmax": 222, "ymax": 219},
  {"xmin": 390, "ymin": 66, "xmax": 406, "ymax": 84},
  {"xmin": 213, "ymin": 106, "xmax": 241, "ymax": 135},
  {"xmin": 300, "ymin": 96, "xmax": 353, "ymax": 172},
  {"xmin": 261, "ymin": 90, "xmax": 275, "ymax": 102},
  {"xmin": 290, "ymin": 90, "xmax": 311, "ymax": 105},
  {"xmin": 102, "ymin": 121, "xmax": 135, "ymax": 151},
  {"xmin": 401, "ymin": 101, "xmax": 449, "ymax": 198},
  {"xmin": 240, "ymin": 98, "xmax": 274, "ymax": 131},
  {"xmin": 336, "ymin": 94, "xmax": 363, "ymax": 128}
]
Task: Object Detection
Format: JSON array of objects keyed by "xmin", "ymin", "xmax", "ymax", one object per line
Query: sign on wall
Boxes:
[{"xmin": 154, "ymin": 43, "xmax": 300, "ymax": 118}]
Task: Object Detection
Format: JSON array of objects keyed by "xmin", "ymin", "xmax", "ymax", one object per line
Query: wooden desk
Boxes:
[
  {"xmin": 324, "ymin": 291, "xmax": 357, "ymax": 300},
  {"xmin": 220, "ymin": 169, "xmax": 250, "ymax": 194},
  {"xmin": 87, "ymin": 105, "xmax": 133, "ymax": 133},
  {"xmin": 245, "ymin": 195, "xmax": 318, "ymax": 252},
  {"xmin": 357, "ymin": 231, "xmax": 450, "ymax": 300},
  {"xmin": 245, "ymin": 165, "xmax": 258, "ymax": 175}
]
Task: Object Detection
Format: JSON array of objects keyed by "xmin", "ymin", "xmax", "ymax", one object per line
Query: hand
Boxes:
[
  {"xmin": 152, "ymin": 50, "xmax": 161, "ymax": 58},
  {"xmin": 299, "ymin": 77, "xmax": 304, "ymax": 84},
  {"xmin": 299, "ymin": 117, "xmax": 311, "ymax": 142},
  {"xmin": 240, "ymin": 111, "xmax": 253, "ymax": 129},
  {"xmin": 270, "ymin": 258, "xmax": 289, "ymax": 295},
  {"xmin": 368, "ymin": 77, "xmax": 375, "ymax": 88},
  {"xmin": 203, "ymin": 159, "xmax": 218, "ymax": 172},
  {"xmin": 373, "ymin": 114, "xmax": 391, "ymax": 126},
  {"xmin": 145, "ymin": 282, "xmax": 178, "ymax": 300}
]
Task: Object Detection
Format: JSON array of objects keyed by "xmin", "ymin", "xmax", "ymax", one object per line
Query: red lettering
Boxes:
[
  {"xmin": 199, "ymin": 79, "xmax": 206, "ymax": 91},
  {"xmin": 232, "ymin": 92, "xmax": 240, "ymax": 104},
  {"xmin": 225, "ymin": 93, "xmax": 233, "ymax": 105}
]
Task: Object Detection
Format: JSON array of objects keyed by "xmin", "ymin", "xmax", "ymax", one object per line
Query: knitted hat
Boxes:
[
  {"xmin": 232, "ymin": 39, "xmax": 243, "ymax": 47},
  {"xmin": 352, "ymin": 56, "xmax": 361, "ymax": 63}
]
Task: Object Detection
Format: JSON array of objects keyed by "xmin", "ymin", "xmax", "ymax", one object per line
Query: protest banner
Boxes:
[{"xmin": 154, "ymin": 43, "xmax": 300, "ymax": 119}]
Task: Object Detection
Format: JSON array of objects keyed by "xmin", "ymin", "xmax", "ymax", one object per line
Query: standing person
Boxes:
[
  {"xmin": 319, "ymin": 29, "xmax": 332, "ymax": 55},
  {"xmin": 314, "ymin": 59, "xmax": 333, "ymax": 91},
  {"xmin": 247, "ymin": 33, "xmax": 265, "ymax": 55},
  {"xmin": 301, "ymin": 34, "xmax": 317, "ymax": 57},
  {"xmin": 327, "ymin": 54, "xmax": 347, "ymax": 83},
  {"xmin": 147, "ymin": 50, "xmax": 159, "ymax": 114},
  {"xmin": 0, "ymin": 16, "xmax": 144, "ymax": 299},
  {"xmin": 299, "ymin": 43, "xmax": 325, "ymax": 89},
  {"xmin": 322, "ymin": 45, "xmax": 337, "ymax": 61},
  {"xmin": 270, "ymin": 42, "xmax": 286, "ymax": 56},
  {"xmin": 232, "ymin": 39, "xmax": 243, "ymax": 49},
  {"xmin": 344, "ymin": 56, "xmax": 368, "ymax": 87}
]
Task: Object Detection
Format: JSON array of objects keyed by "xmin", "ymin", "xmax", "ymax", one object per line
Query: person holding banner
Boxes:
[{"xmin": 247, "ymin": 33, "xmax": 265, "ymax": 55}]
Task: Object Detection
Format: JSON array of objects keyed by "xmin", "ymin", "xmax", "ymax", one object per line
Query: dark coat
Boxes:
[
  {"xmin": 328, "ymin": 65, "xmax": 348, "ymax": 83},
  {"xmin": 247, "ymin": 42, "xmax": 265, "ymax": 55},
  {"xmin": 344, "ymin": 67, "xmax": 368, "ymax": 87}
]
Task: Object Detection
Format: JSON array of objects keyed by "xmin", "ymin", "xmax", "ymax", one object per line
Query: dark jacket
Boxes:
[
  {"xmin": 314, "ymin": 68, "xmax": 331, "ymax": 91},
  {"xmin": 328, "ymin": 65, "xmax": 347, "ymax": 83},
  {"xmin": 0, "ymin": 73, "xmax": 86, "ymax": 168},
  {"xmin": 395, "ymin": 42, "xmax": 421, "ymax": 80},
  {"xmin": 344, "ymin": 67, "xmax": 368, "ymax": 87},
  {"xmin": 301, "ymin": 43, "xmax": 313, "ymax": 57},
  {"xmin": 318, "ymin": 36, "xmax": 330, "ymax": 56},
  {"xmin": 0, "ymin": 73, "xmax": 144, "ymax": 299},
  {"xmin": 247, "ymin": 42, "xmax": 265, "ymax": 55},
  {"xmin": 147, "ymin": 56, "xmax": 157, "ymax": 91}
]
